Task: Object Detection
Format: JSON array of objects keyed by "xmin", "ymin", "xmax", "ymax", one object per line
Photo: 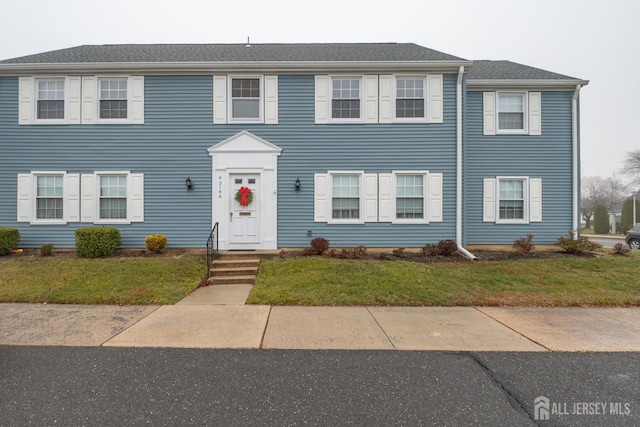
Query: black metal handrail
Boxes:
[{"xmin": 206, "ymin": 222, "xmax": 219, "ymax": 278}]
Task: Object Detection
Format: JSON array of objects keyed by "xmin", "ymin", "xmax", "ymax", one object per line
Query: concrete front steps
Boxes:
[{"xmin": 206, "ymin": 250, "xmax": 281, "ymax": 286}]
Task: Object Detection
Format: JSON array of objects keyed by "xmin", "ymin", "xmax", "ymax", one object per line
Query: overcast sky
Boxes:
[{"xmin": 2, "ymin": 0, "xmax": 638, "ymax": 182}]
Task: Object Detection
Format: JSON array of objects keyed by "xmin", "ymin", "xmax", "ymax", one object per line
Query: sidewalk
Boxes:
[{"xmin": 2, "ymin": 302, "xmax": 639, "ymax": 351}]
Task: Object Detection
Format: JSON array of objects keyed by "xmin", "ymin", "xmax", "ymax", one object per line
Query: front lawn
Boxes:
[
  {"xmin": 247, "ymin": 254, "xmax": 640, "ymax": 307},
  {"xmin": 0, "ymin": 253, "xmax": 205, "ymax": 305}
]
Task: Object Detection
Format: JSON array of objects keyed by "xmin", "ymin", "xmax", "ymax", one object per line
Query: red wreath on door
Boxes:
[{"xmin": 234, "ymin": 186, "xmax": 254, "ymax": 206}]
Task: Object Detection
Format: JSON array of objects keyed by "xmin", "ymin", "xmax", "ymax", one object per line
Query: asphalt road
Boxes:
[
  {"xmin": 1, "ymin": 348, "xmax": 638, "ymax": 426},
  {"xmin": 588, "ymin": 236, "xmax": 625, "ymax": 248}
]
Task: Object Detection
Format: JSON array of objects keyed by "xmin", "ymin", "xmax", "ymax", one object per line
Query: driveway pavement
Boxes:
[{"xmin": 2, "ymin": 303, "xmax": 639, "ymax": 351}]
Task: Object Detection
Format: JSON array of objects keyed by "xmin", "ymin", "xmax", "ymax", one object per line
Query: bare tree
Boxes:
[
  {"xmin": 621, "ymin": 150, "xmax": 640, "ymax": 187},
  {"xmin": 581, "ymin": 175, "xmax": 628, "ymax": 229}
]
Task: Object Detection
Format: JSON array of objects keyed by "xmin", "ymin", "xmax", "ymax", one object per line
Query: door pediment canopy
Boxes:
[{"xmin": 208, "ymin": 130, "xmax": 282, "ymax": 155}]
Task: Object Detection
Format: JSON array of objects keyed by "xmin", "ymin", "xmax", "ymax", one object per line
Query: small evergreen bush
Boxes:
[
  {"xmin": 145, "ymin": 234, "xmax": 168, "ymax": 253},
  {"xmin": 513, "ymin": 234, "xmax": 535, "ymax": 256},
  {"xmin": 309, "ymin": 237, "xmax": 330, "ymax": 255},
  {"xmin": 593, "ymin": 205, "xmax": 609, "ymax": 235},
  {"xmin": 75, "ymin": 226, "xmax": 121, "ymax": 258},
  {"xmin": 0, "ymin": 227, "xmax": 20, "ymax": 256},
  {"xmin": 554, "ymin": 231, "xmax": 602, "ymax": 253}
]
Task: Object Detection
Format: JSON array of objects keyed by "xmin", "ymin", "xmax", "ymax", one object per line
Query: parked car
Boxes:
[{"xmin": 625, "ymin": 224, "xmax": 640, "ymax": 249}]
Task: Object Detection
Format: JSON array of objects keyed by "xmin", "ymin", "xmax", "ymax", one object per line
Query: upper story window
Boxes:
[
  {"xmin": 498, "ymin": 93, "xmax": 525, "ymax": 132},
  {"xmin": 396, "ymin": 78, "xmax": 425, "ymax": 119},
  {"xmin": 231, "ymin": 78, "xmax": 261, "ymax": 120},
  {"xmin": 36, "ymin": 175, "xmax": 64, "ymax": 220},
  {"xmin": 99, "ymin": 79, "xmax": 128, "ymax": 119},
  {"xmin": 483, "ymin": 91, "xmax": 541, "ymax": 136},
  {"xmin": 331, "ymin": 78, "xmax": 361, "ymax": 119},
  {"xmin": 36, "ymin": 80, "xmax": 65, "ymax": 120}
]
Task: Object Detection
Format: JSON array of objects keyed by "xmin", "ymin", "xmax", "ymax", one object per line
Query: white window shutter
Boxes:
[
  {"xmin": 427, "ymin": 173, "xmax": 443, "ymax": 222},
  {"xmin": 130, "ymin": 173, "xmax": 144, "ymax": 222},
  {"xmin": 363, "ymin": 75, "xmax": 378, "ymax": 124},
  {"xmin": 81, "ymin": 76, "xmax": 96, "ymax": 124},
  {"xmin": 378, "ymin": 173, "xmax": 393, "ymax": 222},
  {"xmin": 81, "ymin": 174, "xmax": 96, "ymax": 222},
  {"xmin": 67, "ymin": 77, "xmax": 81, "ymax": 124},
  {"xmin": 529, "ymin": 178, "xmax": 542, "ymax": 222},
  {"xmin": 483, "ymin": 92, "xmax": 496, "ymax": 135},
  {"xmin": 18, "ymin": 77, "xmax": 33, "ymax": 125},
  {"xmin": 314, "ymin": 75, "xmax": 329, "ymax": 124},
  {"xmin": 483, "ymin": 178, "xmax": 496, "ymax": 222},
  {"xmin": 529, "ymin": 92, "xmax": 542, "ymax": 135},
  {"xmin": 379, "ymin": 75, "xmax": 393, "ymax": 123},
  {"xmin": 428, "ymin": 74, "xmax": 443, "ymax": 123},
  {"xmin": 65, "ymin": 173, "xmax": 80, "ymax": 222},
  {"xmin": 364, "ymin": 173, "xmax": 378, "ymax": 222},
  {"xmin": 314, "ymin": 173, "xmax": 329, "ymax": 222},
  {"xmin": 130, "ymin": 76, "xmax": 144, "ymax": 124},
  {"xmin": 264, "ymin": 75, "xmax": 278, "ymax": 124},
  {"xmin": 213, "ymin": 75, "xmax": 227, "ymax": 124},
  {"xmin": 17, "ymin": 174, "xmax": 31, "ymax": 222}
]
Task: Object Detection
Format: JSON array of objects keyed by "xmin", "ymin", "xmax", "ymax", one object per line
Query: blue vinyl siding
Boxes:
[
  {"xmin": 0, "ymin": 74, "xmax": 459, "ymax": 248},
  {"xmin": 463, "ymin": 90, "xmax": 575, "ymax": 244}
]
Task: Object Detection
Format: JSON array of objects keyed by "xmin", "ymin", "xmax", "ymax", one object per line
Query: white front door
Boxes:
[{"xmin": 229, "ymin": 173, "xmax": 260, "ymax": 246}]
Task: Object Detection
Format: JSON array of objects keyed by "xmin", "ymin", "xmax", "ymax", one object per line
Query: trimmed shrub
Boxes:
[
  {"xmin": 309, "ymin": 237, "xmax": 330, "ymax": 255},
  {"xmin": 0, "ymin": 227, "xmax": 20, "ymax": 256},
  {"xmin": 40, "ymin": 243, "xmax": 54, "ymax": 256},
  {"xmin": 593, "ymin": 205, "xmax": 609, "ymax": 235},
  {"xmin": 333, "ymin": 245, "xmax": 368, "ymax": 259},
  {"xmin": 75, "ymin": 226, "xmax": 121, "ymax": 258},
  {"xmin": 555, "ymin": 231, "xmax": 602, "ymax": 253},
  {"xmin": 513, "ymin": 234, "xmax": 535, "ymax": 256},
  {"xmin": 422, "ymin": 244, "xmax": 439, "ymax": 257},
  {"xmin": 621, "ymin": 198, "xmax": 640, "ymax": 233},
  {"xmin": 145, "ymin": 234, "xmax": 168, "ymax": 253}
]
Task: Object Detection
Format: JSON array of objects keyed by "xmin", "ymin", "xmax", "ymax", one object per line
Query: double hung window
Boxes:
[
  {"xmin": 231, "ymin": 78, "xmax": 261, "ymax": 120},
  {"xmin": 332, "ymin": 175, "xmax": 360, "ymax": 219},
  {"xmin": 498, "ymin": 93, "xmax": 525, "ymax": 131},
  {"xmin": 332, "ymin": 78, "xmax": 361, "ymax": 119},
  {"xmin": 498, "ymin": 179, "xmax": 525, "ymax": 220},
  {"xmin": 99, "ymin": 175, "xmax": 127, "ymax": 220},
  {"xmin": 396, "ymin": 174, "xmax": 424, "ymax": 219},
  {"xmin": 396, "ymin": 78, "xmax": 425, "ymax": 119},
  {"xmin": 36, "ymin": 80, "xmax": 65, "ymax": 120},
  {"xmin": 99, "ymin": 79, "xmax": 128, "ymax": 119},
  {"xmin": 36, "ymin": 175, "xmax": 64, "ymax": 220}
]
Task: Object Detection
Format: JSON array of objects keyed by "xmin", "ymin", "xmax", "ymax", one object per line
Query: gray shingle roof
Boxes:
[
  {"xmin": 467, "ymin": 60, "xmax": 579, "ymax": 81},
  {"xmin": 0, "ymin": 43, "xmax": 466, "ymax": 64}
]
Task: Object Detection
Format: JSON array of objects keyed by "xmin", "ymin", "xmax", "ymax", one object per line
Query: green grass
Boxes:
[
  {"xmin": 247, "ymin": 254, "xmax": 640, "ymax": 307},
  {"xmin": 0, "ymin": 254, "xmax": 205, "ymax": 305}
]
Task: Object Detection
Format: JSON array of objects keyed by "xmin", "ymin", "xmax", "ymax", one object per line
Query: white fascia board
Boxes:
[
  {"xmin": 0, "ymin": 60, "xmax": 474, "ymax": 76},
  {"xmin": 467, "ymin": 79, "xmax": 589, "ymax": 90}
]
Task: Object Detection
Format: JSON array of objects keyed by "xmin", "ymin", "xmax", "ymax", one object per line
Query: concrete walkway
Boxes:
[{"xmin": 2, "ymin": 301, "xmax": 639, "ymax": 351}]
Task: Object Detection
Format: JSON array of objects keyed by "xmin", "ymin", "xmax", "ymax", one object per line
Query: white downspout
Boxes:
[
  {"xmin": 572, "ymin": 84, "xmax": 582, "ymax": 236},
  {"xmin": 456, "ymin": 66, "xmax": 477, "ymax": 260}
]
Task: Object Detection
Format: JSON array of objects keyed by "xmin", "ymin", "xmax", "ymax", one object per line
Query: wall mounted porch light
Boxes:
[
  {"xmin": 295, "ymin": 177, "xmax": 301, "ymax": 192},
  {"xmin": 186, "ymin": 177, "xmax": 193, "ymax": 191}
]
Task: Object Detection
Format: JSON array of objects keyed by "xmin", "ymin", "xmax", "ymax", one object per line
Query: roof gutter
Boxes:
[
  {"xmin": 0, "ymin": 60, "xmax": 473, "ymax": 75},
  {"xmin": 467, "ymin": 79, "xmax": 589, "ymax": 90},
  {"xmin": 456, "ymin": 65, "xmax": 477, "ymax": 261}
]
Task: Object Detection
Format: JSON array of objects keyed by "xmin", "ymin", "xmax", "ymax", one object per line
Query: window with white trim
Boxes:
[
  {"xmin": 395, "ymin": 77, "xmax": 425, "ymax": 119},
  {"xmin": 332, "ymin": 174, "xmax": 360, "ymax": 219},
  {"xmin": 230, "ymin": 77, "xmax": 262, "ymax": 121},
  {"xmin": 396, "ymin": 174, "xmax": 424, "ymax": 219},
  {"xmin": 483, "ymin": 176, "xmax": 542, "ymax": 224},
  {"xmin": 99, "ymin": 175, "xmax": 127, "ymax": 220},
  {"xmin": 498, "ymin": 178, "xmax": 525, "ymax": 220},
  {"xmin": 498, "ymin": 93, "xmax": 525, "ymax": 132},
  {"xmin": 16, "ymin": 172, "xmax": 80, "ymax": 224},
  {"xmin": 36, "ymin": 80, "xmax": 65, "ymax": 120},
  {"xmin": 483, "ymin": 91, "xmax": 541, "ymax": 136},
  {"xmin": 36, "ymin": 175, "xmax": 64, "ymax": 220},
  {"xmin": 331, "ymin": 78, "xmax": 361, "ymax": 119},
  {"xmin": 99, "ymin": 78, "xmax": 128, "ymax": 119}
]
